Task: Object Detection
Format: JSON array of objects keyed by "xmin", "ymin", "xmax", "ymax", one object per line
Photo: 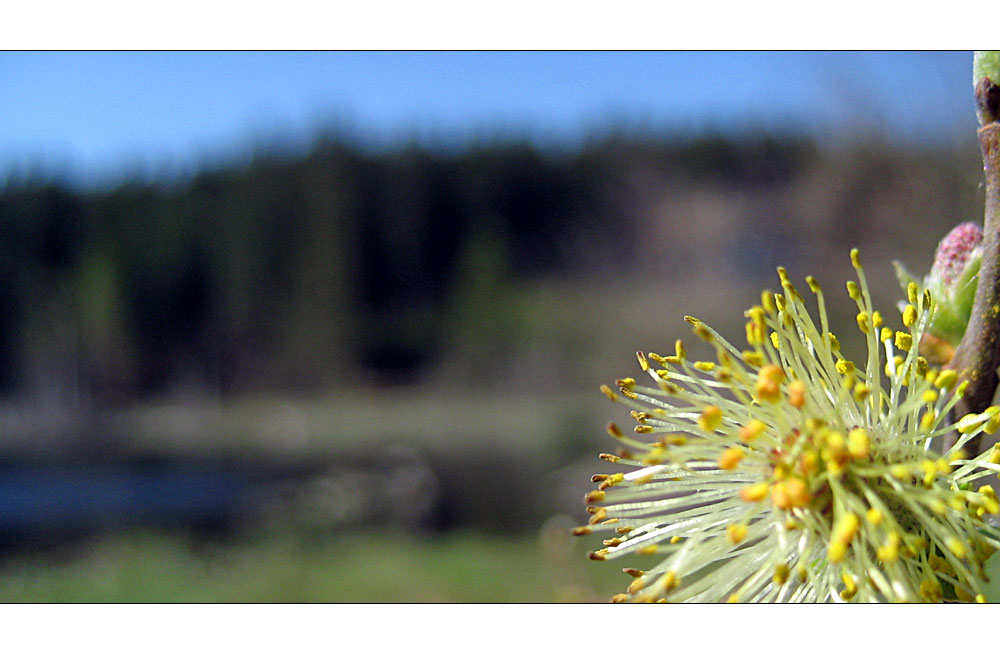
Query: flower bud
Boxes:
[{"xmin": 895, "ymin": 222, "xmax": 982, "ymax": 362}]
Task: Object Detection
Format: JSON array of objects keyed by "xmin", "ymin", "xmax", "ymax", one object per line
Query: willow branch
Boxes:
[{"xmin": 947, "ymin": 81, "xmax": 1000, "ymax": 455}]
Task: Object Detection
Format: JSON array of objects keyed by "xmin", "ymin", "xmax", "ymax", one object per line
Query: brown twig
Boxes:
[{"xmin": 947, "ymin": 79, "xmax": 1000, "ymax": 455}]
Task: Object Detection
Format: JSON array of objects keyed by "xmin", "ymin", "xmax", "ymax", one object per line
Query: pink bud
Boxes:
[{"xmin": 931, "ymin": 222, "xmax": 983, "ymax": 287}]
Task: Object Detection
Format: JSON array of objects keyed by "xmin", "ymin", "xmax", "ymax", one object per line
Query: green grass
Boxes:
[{"xmin": 0, "ymin": 528, "xmax": 622, "ymax": 602}]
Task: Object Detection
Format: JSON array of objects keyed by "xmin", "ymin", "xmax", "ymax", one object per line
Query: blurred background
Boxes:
[{"xmin": 0, "ymin": 51, "xmax": 987, "ymax": 601}]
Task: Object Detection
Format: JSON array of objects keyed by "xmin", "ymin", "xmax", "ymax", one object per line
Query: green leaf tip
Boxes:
[{"xmin": 974, "ymin": 51, "xmax": 1000, "ymax": 86}]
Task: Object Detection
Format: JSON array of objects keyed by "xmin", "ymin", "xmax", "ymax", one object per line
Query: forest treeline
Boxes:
[{"xmin": 0, "ymin": 133, "xmax": 983, "ymax": 405}]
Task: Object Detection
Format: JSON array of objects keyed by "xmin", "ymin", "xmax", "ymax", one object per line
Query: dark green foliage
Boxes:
[{"xmin": 0, "ymin": 133, "xmax": 981, "ymax": 402}]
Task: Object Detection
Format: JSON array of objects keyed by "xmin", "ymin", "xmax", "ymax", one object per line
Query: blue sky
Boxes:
[{"xmin": 0, "ymin": 51, "xmax": 977, "ymax": 188}]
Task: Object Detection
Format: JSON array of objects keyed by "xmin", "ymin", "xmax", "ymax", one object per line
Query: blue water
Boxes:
[{"xmin": 0, "ymin": 463, "xmax": 250, "ymax": 530}]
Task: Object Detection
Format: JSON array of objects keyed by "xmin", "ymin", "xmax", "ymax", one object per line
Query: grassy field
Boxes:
[{"xmin": 0, "ymin": 526, "xmax": 624, "ymax": 603}]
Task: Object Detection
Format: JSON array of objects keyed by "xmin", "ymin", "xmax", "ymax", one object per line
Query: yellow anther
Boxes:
[
  {"xmin": 853, "ymin": 383, "xmax": 871, "ymax": 402},
  {"xmin": 755, "ymin": 365, "xmax": 784, "ymax": 403},
  {"xmin": 694, "ymin": 361, "xmax": 716, "ymax": 372},
  {"xmin": 600, "ymin": 384, "xmax": 618, "ymax": 401},
  {"xmin": 933, "ymin": 369, "xmax": 959, "ymax": 392},
  {"xmin": 907, "ymin": 281, "xmax": 919, "ymax": 305},
  {"xmin": 990, "ymin": 444, "xmax": 1000, "ymax": 465},
  {"xmin": 922, "ymin": 389, "xmax": 939, "ymax": 403},
  {"xmin": 928, "ymin": 553, "xmax": 947, "ymax": 572},
  {"xmin": 572, "ymin": 526, "xmax": 592, "ymax": 536},
  {"xmin": 828, "ymin": 541, "xmax": 847, "ymax": 563},
  {"xmin": 956, "ymin": 412, "xmax": 986, "ymax": 434},
  {"xmin": 827, "ymin": 332, "xmax": 840, "ymax": 351},
  {"xmin": 599, "ymin": 453, "xmax": 621, "ymax": 463},
  {"xmin": 856, "ymin": 311, "xmax": 870, "ymax": 333},
  {"xmin": 949, "ymin": 494, "xmax": 967, "ymax": 512},
  {"xmin": 623, "ymin": 567, "xmax": 644, "ymax": 578},
  {"xmin": 638, "ymin": 544, "xmax": 658, "ymax": 556},
  {"xmin": 846, "ymin": 280, "xmax": 860, "ymax": 300},
  {"xmin": 597, "ymin": 473, "xmax": 625, "ymax": 491},
  {"xmin": 866, "ymin": 507, "xmax": 883, "ymax": 525},
  {"xmin": 636, "ymin": 351, "xmax": 649, "ymax": 371},
  {"xmin": 661, "ymin": 571, "xmax": 679, "ymax": 591},
  {"xmin": 877, "ymin": 532, "xmax": 900, "ymax": 564},
  {"xmin": 920, "ymin": 409, "xmax": 937, "ymax": 431},
  {"xmin": 648, "ymin": 352, "xmax": 667, "ymax": 365},
  {"xmin": 609, "ymin": 593, "xmax": 628, "ymax": 602},
  {"xmin": 770, "ymin": 331, "xmax": 781, "ymax": 349},
  {"xmin": 785, "ymin": 478, "xmax": 811, "ymax": 507},
  {"xmin": 886, "ymin": 355, "xmax": 905, "ymax": 379},
  {"xmin": 796, "ymin": 563, "xmax": 808, "ymax": 583},
  {"xmin": 641, "ymin": 447, "xmax": 664, "ymax": 465},
  {"xmin": 775, "ymin": 293, "xmax": 786, "ymax": 311},
  {"xmin": 773, "ymin": 563, "xmax": 790, "ymax": 585},
  {"xmin": 879, "ymin": 326, "xmax": 893, "ymax": 342},
  {"xmin": 727, "ymin": 593, "xmax": 741, "ymax": 603},
  {"xmin": 920, "ymin": 578, "xmax": 943, "ymax": 602},
  {"xmin": 616, "ymin": 377, "xmax": 636, "ymax": 390},
  {"xmin": 584, "ymin": 490, "xmax": 606, "ymax": 504},
  {"xmin": 840, "ymin": 573, "xmax": 858, "ymax": 600},
  {"xmin": 894, "ymin": 331, "xmax": 913, "ymax": 351},
  {"xmin": 850, "ymin": 248, "xmax": 861, "ymax": 269},
  {"xmin": 902, "ymin": 304, "xmax": 918, "ymax": 328},
  {"xmin": 977, "ymin": 594, "xmax": 987, "ymax": 603},
  {"xmin": 771, "ymin": 477, "xmax": 810, "ymax": 510},
  {"xmin": 675, "ymin": 339, "xmax": 686, "ymax": 360},
  {"xmin": 871, "ymin": 310, "xmax": 883, "ymax": 328},
  {"xmin": 824, "ymin": 430, "xmax": 846, "ymax": 454},
  {"xmin": 739, "ymin": 419, "xmax": 767, "ymax": 442},
  {"xmin": 797, "ymin": 450, "xmax": 818, "ymax": 476},
  {"xmin": 606, "ymin": 423, "xmax": 624, "ymax": 439},
  {"xmin": 726, "ymin": 523, "xmax": 748, "ymax": 544},
  {"xmin": 718, "ymin": 447, "xmax": 744, "ymax": 470},
  {"xmin": 698, "ymin": 405, "xmax": 723, "ymax": 432},
  {"xmin": 627, "ymin": 576, "xmax": 646, "ymax": 594},
  {"xmin": 957, "ymin": 380, "xmax": 969, "ymax": 396},
  {"xmin": 761, "ymin": 290, "xmax": 776, "ymax": 314},
  {"xmin": 634, "ymin": 425, "xmax": 654, "ymax": 434},
  {"xmin": 921, "ymin": 459, "xmax": 937, "ymax": 487},
  {"xmin": 670, "ymin": 535, "xmax": 681, "ymax": 544},
  {"xmin": 835, "ymin": 359, "xmax": 855, "ymax": 376},
  {"xmin": 740, "ymin": 482, "xmax": 770, "ymax": 503},
  {"xmin": 832, "ymin": 512, "xmax": 860, "ymax": 546},
  {"xmin": 935, "ymin": 457, "xmax": 951, "ymax": 475},
  {"xmin": 787, "ymin": 380, "xmax": 806, "ymax": 408},
  {"xmin": 741, "ymin": 350, "xmax": 763, "ymax": 367},
  {"xmin": 847, "ymin": 427, "xmax": 870, "ymax": 459}
]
